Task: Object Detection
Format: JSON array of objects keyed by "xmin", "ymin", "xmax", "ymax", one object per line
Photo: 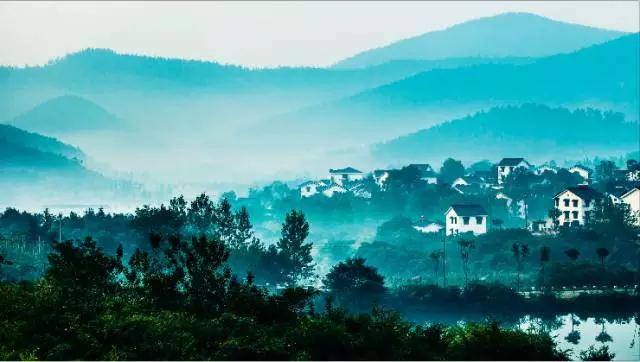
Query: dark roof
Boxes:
[
  {"xmin": 498, "ymin": 158, "xmax": 527, "ymax": 167},
  {"xmin": 407, "ymin": 164, "xmax": 433, "ymax": 172},
  {"xmin": 330, "ymin": 167, "xmax": 362, "ymax": 174},
  {"xmin": 373, "ymin": 169, "xmax": 389, "ymax": 177},
  {"xmin": 447, "ymin": 204, "xmax": 488, "ymax": 216},
  {"xmin": 555, "ymin": 185, "xmax": 603, "ymax": 201}
]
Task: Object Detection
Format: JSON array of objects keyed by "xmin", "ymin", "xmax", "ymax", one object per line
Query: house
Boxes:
[
  {"xmin": 412, "ymin": 219, "xmax": 444, "ymax": 234},
  {"xmin": 444, "ymin": 204, "xmax": 488, "ymax": 236},
  {"xmin": 553, "ymin": 186, "xmax": 603, "ymax": 227},
  {"xmin": 322, "ymin": 184, "xmax": 347, "ymax": 197},
  {"xmin": 529, "ymin": 219, "xmax": 554, "ymax": 234},
  {"xmin": 497, "ymin": 158, "xmax": 531, "ymax": 184},
  {"xmin": 329, "ymin": 167, "xmax": 364, "ymax": 186},
  {"xmin": 568, "ymin": 165, "xmax": 592, "ymax": 182},
  {"xmin": 348, "ymin": 183, "xmax": 372, "ymax": 199},
  {"xmin": 373, "ymin": 170, "xmax": 391, "ymax": 188},
  {"xmin": 299, "ymin": 180, "xmax": 329, "ymax": 198},
  {"xmin": 620, "ymin": 187, "xmax": 640, "ymax": 225},
  {"xmin": 407, "ymin": 164, "xmax": 438, "ymax": 184},
  {"xmin": 534, "ymin": 164, "xmax": 558, "ymax": 176}
]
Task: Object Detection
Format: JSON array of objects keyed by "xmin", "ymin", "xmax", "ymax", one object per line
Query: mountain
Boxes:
[
  {"xmin": 258, "ymin": 34, "xmax": 639, "ymax": 151},
  {"xmin": 0, "ymin": 124, "xmax": 84, "ymax": 160},
  {"xmin": 10, "ymin": 95, "xmax": 125, "ymax": 136},
  {"xmin": 372, "ymin": 104, "xmax": 639, "ymax": 164},
  {"xmin": 334, "ymin": 12, "xmax": 626, "ymax": 68}
]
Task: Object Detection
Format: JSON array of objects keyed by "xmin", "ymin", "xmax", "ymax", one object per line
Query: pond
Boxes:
[{"xmin": 405, "ymin": 312, "xmax": 640, "ymax": 361}]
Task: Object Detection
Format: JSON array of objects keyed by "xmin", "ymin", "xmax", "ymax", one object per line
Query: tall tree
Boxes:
[
  {"xmin": 277, "ymin": 210, "xmax": 313, "ymax": 285},
  {"xmin": 565, "ymin": 248, "xmax": 580, "ymax": 262},
  {"xmin": 429, "ymin": 250, "xmax": 442, "ymax": 284},
  {"xmin": 457, "ymin": 239, "xmax": 474, "ymax": 287},
  {"xmin": 596, "ymin": 247, "xmax": 610, "ymax": 270},
  {"xmin": 511, "ymin": 242, "xmax": 529, "ymax": 292},
  {"xmin": 231, "ymin": 206, "xmax": 253, "ymax": 250}
]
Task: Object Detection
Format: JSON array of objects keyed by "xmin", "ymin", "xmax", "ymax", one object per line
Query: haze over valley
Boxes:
[{"xmin": 1, "ymin": 12, "xmax": 638, "ymax": 211}]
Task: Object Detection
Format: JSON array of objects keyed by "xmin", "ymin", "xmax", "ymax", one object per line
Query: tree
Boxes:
[
  {"xmin": 277, "ymin": 210, "xmax": 313, "ymax": 285},
  {"xmin": 231, "ymin": 206, "xmax": 253, "ymax": 250},
  {"xmin": 565, "ymin": 248, "xmax": 580, "ymax": 262},
  {"xmin": 429, "ymin": 250, "xmax": 442, "ymax": 284},
  {"xmin": 511, "ymin": 242, "xmax": 529, "ymax": 292},
  {"xmin": 187, "ymin": 193, "xmax": 216, "ymax": 236},
  {"xmin": 539, "ymin": 246, "xmax": 550, "ymax": 290},
  {"xmin": 457, "ymin": 239, "xmax": 474, "ymax": 287},
  {"xmin": 596, "ymin": 247, "xmax": 610, "ymax": 270},
  {"xmin": 215, "ymin": 198, "xmax": 235, "ymax": 242},
  {"xmin": 439, "ymin": 158, "xmax": 465, "ymax": 184},
  {"xmin": 595, "ymin": 160, "xmax": 617, "ymax": 182},
  {"xmin": 323, "ymin": 257, "xmax": 386, "ymax": 310}
]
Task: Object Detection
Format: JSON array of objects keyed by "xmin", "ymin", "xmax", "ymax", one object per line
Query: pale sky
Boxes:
[{"xmin": 0, "ymin": 1, "xmax": 638, "ymax": 68}]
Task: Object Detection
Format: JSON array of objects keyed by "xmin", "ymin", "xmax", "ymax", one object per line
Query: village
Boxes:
[{"xmin": 298, "ymin": 158, "xmax": 640, "ymax": 237}]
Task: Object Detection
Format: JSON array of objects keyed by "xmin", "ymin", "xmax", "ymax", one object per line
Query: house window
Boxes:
[
  {"xmin": 563, "ymin": 199, "xmax": 569, "ymax": 207},
  {"xmin": 572, "ymin": 211, "xmax": 578, "ymax": 219},
  {"xmin": 572, "ymin": 200, "xmax": 578, "ymax": 207},
  {"xmin": 563, "ymin": 211, "xmax": 570, "ymax": 219},
  {"xmin": 499, "ymin": 167, "xmax": 504, "ymax": 172},
  {"xmin": 450, "ymin": 216, "xmax": 457, "ymax": 224},
  {"xmin": 476, "ymin": 217, "xmax": 483, "ymax": 224},
  {"xmin": 463, "ymin": 217, "xmax": 470, "ymax": 225},
  {"xmin": 306, "ymin": 186, "xmax": 311, "ymax": 192},
  {"xmin": 555, "ymin": 199, "xmax": 559, "ymax": 207}
]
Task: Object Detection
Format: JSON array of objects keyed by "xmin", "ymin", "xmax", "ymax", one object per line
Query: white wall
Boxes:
[
  {"xmin": 445, "ymin": 209, "xmax": 487, "ymax": 236},
  {"xmin": 622, "ymin": 189, "xmax": 640, "ymax": 226},
  {"xmin": 554, "ymin": 190, "xmax": 595, "ymax": 226}
]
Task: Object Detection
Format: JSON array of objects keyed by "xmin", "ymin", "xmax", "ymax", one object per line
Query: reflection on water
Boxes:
[
  {"xmin": 406, "ymin": 312, "xmax": 639, "ymax": 361},
  {"xmin": 519, "ymin": 314, "xmax": 639, "ymax": 361}
]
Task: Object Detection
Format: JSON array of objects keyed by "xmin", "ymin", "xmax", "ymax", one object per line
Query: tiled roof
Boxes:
[
  {"xmin": 498, "ymin": 158, "xmax": 527, "ymax": 166},
  {"xmin": 447, "ymin": 204, "xmax": 488, "ymax": 216},
  {"xmin": 330, "ymin": 167, "xmax": 362, "ymax": 174}
]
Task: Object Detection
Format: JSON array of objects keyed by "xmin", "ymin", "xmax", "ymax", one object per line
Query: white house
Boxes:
[
  {"xmin": 534, "ymin": 164, "xmax": 558, "ymax": 176},
  {"xmin": 568, "ymin": 165, "xmax": 592, "ymax": 183},
  {"xmin": 620, "ymin": 187, "xmax": 640, "ymax": 226},
  {"xmin": 329, "ymin": 167, "xmax": 364, "ymax": 186},
  {"xmin": 299, "ymin": 180, "xmax": 329, "ymax": 198},
  {"xmin": 497, "ymin": 158, "xmax": 531, "ymax": 184},
  {"xmin": 444, "ymin": 204, "xmax": 488, "ymax": 236},
  {"xmin": 553, "ymin": 186, "xmax": 602, "ymax": 227},
  {"xmin": 322, "ymin": 184, "xmax": 347, "ymax": 197}
]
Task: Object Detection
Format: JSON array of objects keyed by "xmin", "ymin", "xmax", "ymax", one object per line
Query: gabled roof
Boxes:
[
  {"xmin": 554, "ymin": 185, "xmax": 603, "ymax": 201},
  {"xmin": 446, "ymin": 204, "xmax": 488, "ymax": 216},
  {"xmin": 621, "ymin": 187, "xmax": 640, "ymax": 200},
  {"xmin": 330, "ymin": 167, "xmax": 362, "ymax": 174},
  {"xmin": 498, "ymin": 158, "xmax": 528, "ymax": 167},
  {"xmin": 569, "ymin": 164, "xmax": 593, "ymax": 173}
]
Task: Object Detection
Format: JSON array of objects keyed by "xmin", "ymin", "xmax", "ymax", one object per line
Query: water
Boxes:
[
  {"xmin": 521, "ymin": 314, "xmax": 640, "ymax": 361},
  {"xmin": 406, "ymin": 312, "xmax": 640, "ymax": 361}
]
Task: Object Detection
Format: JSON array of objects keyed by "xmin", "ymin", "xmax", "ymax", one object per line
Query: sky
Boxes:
[{"xmin": 0, "ymin": 1, "xmax": 638, "ymax": 68}]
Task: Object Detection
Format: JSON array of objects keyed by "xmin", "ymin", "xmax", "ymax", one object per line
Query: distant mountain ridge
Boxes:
[
  {"xmin": 334, "ymin": 12, "xmax": 627, "ymax": 68},
  {"xmin": 0, "ymin": 124, "xmax": 84, "ymax": 160},
  {"xmin": 257, "ymin": 33, "xmax": 639, "ymax": 151},
  {"xmin": 372, "ymin": 104, "xmax": 639, "ymax": 164},
  {"xmin": 10, "ymin": 95, "xmax": 125, "ymax": 136}
]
